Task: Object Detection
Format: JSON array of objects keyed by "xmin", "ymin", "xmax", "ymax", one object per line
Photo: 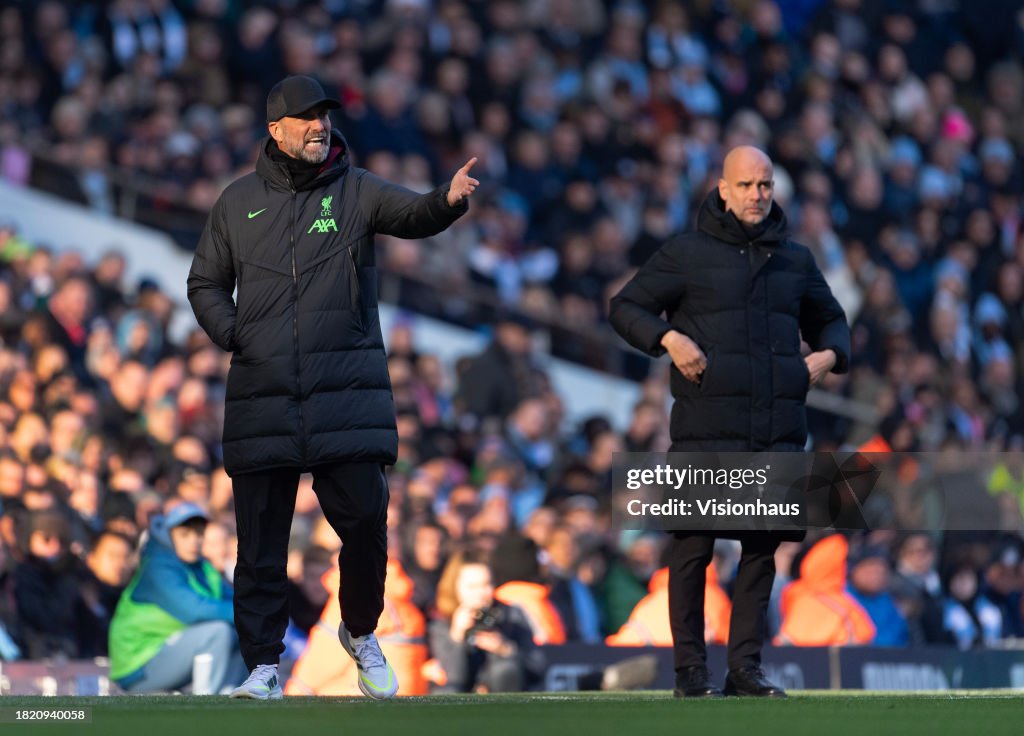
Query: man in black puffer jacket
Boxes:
[
  {"xmin": 609, "ymin": 146, "xmax": 850, "ymax": 699},
  {"xmin": 187, "ymin": 76, "xmax": 478, "ymax": 700}
]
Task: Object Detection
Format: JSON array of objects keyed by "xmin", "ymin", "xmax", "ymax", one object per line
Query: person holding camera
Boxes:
[{"xmin": 428, "ymin": 552, "xmax": 544, "ymax": 693}]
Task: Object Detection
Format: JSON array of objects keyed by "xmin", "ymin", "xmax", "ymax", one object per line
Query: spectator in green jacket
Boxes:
[{"xmin": 109, "ymin": 503, "xmax": 246, "ymax": 693}]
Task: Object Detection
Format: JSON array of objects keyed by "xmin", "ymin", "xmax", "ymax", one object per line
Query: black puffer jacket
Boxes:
[
  {"xmin": 188, "ymin": 131, "xmax": 467, "ymax": 475},
  {"xmin": 609, "ymin": 192, "xmax": 850, "ymax": 451}
]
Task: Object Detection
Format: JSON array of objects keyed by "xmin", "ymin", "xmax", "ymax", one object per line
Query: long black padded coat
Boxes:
[
  {"xmin": 187, "ymin": 131, "xmax": 467, "ymax": 476},
  {"xmin": 609, "ymin": 191, "xmax": 850, "ymax": 452}
]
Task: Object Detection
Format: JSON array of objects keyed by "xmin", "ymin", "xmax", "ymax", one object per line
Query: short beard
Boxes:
[{"xmin": 284, "ymin": 138, "xmax": 329, "ymax": 164}]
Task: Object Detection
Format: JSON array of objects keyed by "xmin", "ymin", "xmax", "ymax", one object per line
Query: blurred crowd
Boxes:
[
  {"xmin": 1, "ymin": 0, "xmax": 1024, "ymax": 682},
  {"xmin": 1, "ymin": 233, "xmax": 1023, "ymax": 678},
  {"xmin": 1, "ymin": 0, "xmax": 1024, "ymax": 416}
]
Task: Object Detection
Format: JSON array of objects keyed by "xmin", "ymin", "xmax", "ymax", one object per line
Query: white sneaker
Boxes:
[
  {"xmin": 339, "ymin": 624, "xmax": 399, "ymax": 700},
  {"xmin": 229, "ymin": 664, "xmax": 283, "ymax": 700}
]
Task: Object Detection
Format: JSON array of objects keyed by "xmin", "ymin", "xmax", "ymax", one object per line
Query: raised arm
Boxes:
[{"xmin": 355, "ymin": 158, "xmax": 476, "ymax": 239}]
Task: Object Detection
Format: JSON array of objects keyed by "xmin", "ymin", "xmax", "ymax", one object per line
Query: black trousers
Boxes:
[
  {"xmin": 231, "ymin": 462, "xmax": 389, "ymax": 669},
  {"xmin": 667, "ymin": 531, "xmax": 779, "ymax": 672}
]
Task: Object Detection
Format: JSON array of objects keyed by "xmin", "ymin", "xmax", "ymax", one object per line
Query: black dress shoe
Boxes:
[
  {"xmin": 723, "ymin": 666, "xmax": 788, "ymax": 697},
  {"xmin": 673, "ymin": 666, "xmax": 724, "ymax": 698}
]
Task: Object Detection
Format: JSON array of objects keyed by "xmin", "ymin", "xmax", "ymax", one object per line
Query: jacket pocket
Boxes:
[
  {"xmin": 698, "ymin": 349, "xmax": 716, "ymax": 393},
  {"xmin": 299, "ymin": 235, "xmax": 367, "ymax": 335}
]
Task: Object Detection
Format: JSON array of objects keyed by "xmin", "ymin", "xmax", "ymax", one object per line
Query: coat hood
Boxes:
[
  {"xmin": 147, "ymin": 515, "xmax": 175, "ymax": 550},
  {"xmin": 697, "ymin": 190, "xmax": 789, "ymax": 246},
  {"xmin": 255, "ymin": 128, "xmax": 350, "ymax": 192},
  {"xmin": 142, "ymin": 524, "xmax": 184, "ymax": 562},
  {"xmin": 798, "ymin": 534, "xmax": 849, "ymax": 593}
]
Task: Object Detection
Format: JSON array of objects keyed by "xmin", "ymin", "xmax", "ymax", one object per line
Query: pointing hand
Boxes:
[{"xmin": 447, "ymin": 157, "xmax": 480, "ymax": 206}]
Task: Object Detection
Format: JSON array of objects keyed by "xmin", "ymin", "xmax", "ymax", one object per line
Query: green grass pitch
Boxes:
[{"xmin": 1, "ymin": 691, "xmax": 1021, "ymax": 736}]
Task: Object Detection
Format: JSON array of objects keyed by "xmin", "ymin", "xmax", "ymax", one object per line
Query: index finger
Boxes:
[{"xmin": 459, "ymin": 156, "xmax": 478, "ymax": 174}]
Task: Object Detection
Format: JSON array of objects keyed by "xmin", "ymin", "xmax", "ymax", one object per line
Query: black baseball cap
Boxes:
[{"xmin": 266, "ymin": 76, "xmax": 341, "ymax": 123}]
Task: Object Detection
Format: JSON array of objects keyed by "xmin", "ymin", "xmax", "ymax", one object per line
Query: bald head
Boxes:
[{"xmin": 719, "ymin": 146, "xmax": 774, "ymax": 226}]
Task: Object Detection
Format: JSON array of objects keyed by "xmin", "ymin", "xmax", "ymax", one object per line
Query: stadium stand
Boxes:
[{"xmin": 1, "ymin": 0, "xmax": 1024, "ymax": 694}]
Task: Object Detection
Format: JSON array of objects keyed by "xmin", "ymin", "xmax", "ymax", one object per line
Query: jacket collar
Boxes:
[
  {"xmin": 697, "ymin": 190, "xmax": 788, "ymax": 246},
  {"xmin": 255, "ymin": 128, "xmax": 350, "ymax": 192}
]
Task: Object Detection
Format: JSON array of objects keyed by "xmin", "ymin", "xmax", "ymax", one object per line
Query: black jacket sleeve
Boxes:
[
  {"xmin": 355, "ymin": 170, "xmax": 468, "ymax": 239},
  {"xmin": 799, "ymin": 249, "xmax": 851, "ymax": 374},
  {"xmin": 608, "ymin": 239, "xmax": 688, "ymax": 357},
  {"xmin": 187, "ymin": 197, "xmax": 237, "ymax": 352}
]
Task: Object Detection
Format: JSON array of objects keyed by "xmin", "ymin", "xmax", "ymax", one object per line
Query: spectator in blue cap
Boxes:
[
  {"xmin": 918, "ymin": 166, "xmax": 954, "ymax": 205},
  {"xmin": 883, "ymin": 137, "xmax": 922, "ymax": 220},
  {"xmin": 847, "ymin": 544, "xmax": 909, "ymax": 647},
  {"xmin": 974, "ymin": 292, "xmax": 1008, "ymax": 352},
  {"xmin": 108, "ymin": 502, "xmax": 246, "ymax": 694},
  {"xmin": 978, "ymin": 137, "xmax": 1017, "ymax": 191}
]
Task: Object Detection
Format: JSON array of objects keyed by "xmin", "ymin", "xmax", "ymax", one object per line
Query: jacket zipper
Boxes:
[
  {"xmin": 348, "ymin": 247, "xmax": 364, "ymax": 334},
  {"xmin": 290, "ymin": 188, "xmax": 306, "ymax": 464}
]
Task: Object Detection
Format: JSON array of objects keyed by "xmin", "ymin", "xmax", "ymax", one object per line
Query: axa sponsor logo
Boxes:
[
  {"xmin": 308, "ymin": 195, "xmax": 337, "ymax": 233},
  {"xmin": 308, "ymin": 219, "xmax": 337, "ymax": 233}
]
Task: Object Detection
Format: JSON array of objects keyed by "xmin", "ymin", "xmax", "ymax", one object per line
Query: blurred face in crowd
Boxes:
[
  {"xmin": 8, "ymin": 371, "xmax": 36, "ymax": 413},
  {"xmin": 413, "ymin": 524, "xmax": 445, "ymax": 572},
  {"xmin": 34, "ymin": 345, "xmax": 68, "ymax": 383},
  {"xmin": 523, "ymin": 506, "xmax": 557, "ymax": 548},
  {"xmin": 627, "ymin": 536, "xmax": 660, "ymax": 581},
  {"xmin": 29, "ymin": 528, "xmax": 64, "ymax": 562},
  {"xmin": 87, "ymin": 532, "xmax": 133, "ymax": 587},
  {"xmin": 201, "ymin": 521, "xmax": 232, "ymax": 573},
  {"xmin": 455, "ymin": 562, "xmax": 494, "ymax": 611},
  {"xmin": 851, "ymin": 557, "xmax": 889, "ymax": 595},
  {"xmin": 176, "ymin": 470, "xmax": 211, "ymax": 505},
  {"xmin": 589, "ymin": 431, "xmax": 622, "ymax": 473},
  {"xmin": 11, "ymin": 412, "xmax": 47, "ymax": 461},
  {"xmin": 52, "ymin": 277, "xmax": 92, "ymax": 325},
  {"xmin": 69, "ymin": 471, "xmax": 100, "ymax": 517},
  {"xmin": 0, "ymin": 454, "xmax": 24, "ymax": 497},
  {"xmin": 440, "ymin": 484, "xmax": 479, "ymax": 540},
  {"xmin": 170, "ymin": 518, "xmax": 207, "ymax": 564},
  {"xmin": 719, "ymin": 146, "xmax": 774, "ymax": 226},
  {"xmin": 546, "ymin": 526, "xmax": 577, "ymax": 572},
  {"xmin": 984, "ymin": 541, "xmax": 1023, "ymax": 592},
  {"xmin": 145, "ymin": 401, "xmax": 179, "ymax": 444},
  {"xmin": 950, "ymin": 567, "xmax": 978, "ymax": 602},
  {"xmin": 511, "ymin": 399, "xmax": 547, "ymax": 441},
  {"xmin": 113, "ymin": 361, "xmax": 149, "ymax": 412},
  {"xmin": 416, "ymin": 354, "xmax": 444, "ymax": 394},
  {"xmin": 898, "ymin": 534, "xmax": 935, "ymax": 575},
  {"xmin": 50, "ymin": 409, "xmax": 83, "ymax": 455},
  {"xmin": 268, "ymin": 103, "xmax": 331, "ymax": 164},
  {"xmin": 629, "ymin": 402, "xmax": 662, "ymax": 440},
  {"xmin": 94, "ymin": 252, "xmax": 125, "ymax": 285},
  {"xmin": 496, "ymin": 322, "xmax": 531, "ymax": 356}
]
